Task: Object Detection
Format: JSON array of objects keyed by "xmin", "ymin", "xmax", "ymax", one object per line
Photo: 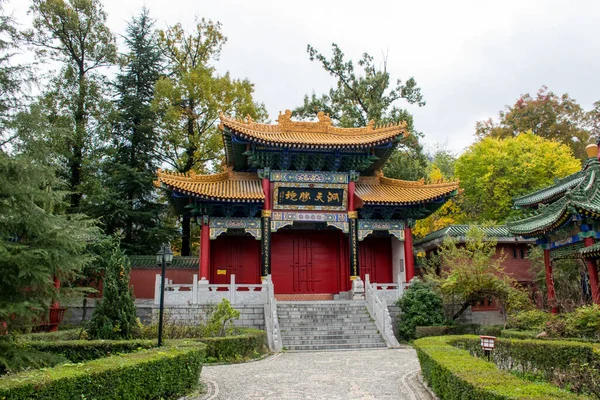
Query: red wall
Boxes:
[
  {"xmin": 129, "ymin": 268, "xmax": 197, "ymax": 299},
  {"xmin": 494, "ymin": 244, "xmax": 533, "ymax": 283}
]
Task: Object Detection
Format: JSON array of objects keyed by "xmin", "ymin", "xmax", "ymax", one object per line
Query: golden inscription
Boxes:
[
  {"xmin": 327, "ymin": 192, "xmax": 340, "ymax": 202},
  {"xmin": 299, "ymin": 191, "xmax": 311, "ymax": 202},
  {"xmin": 285, "ymin": 191, "xmax": 298, "ymax": 201},
  {"xmin": 216, "ymin": 269, "xmax": 227, "ymax": 275}
]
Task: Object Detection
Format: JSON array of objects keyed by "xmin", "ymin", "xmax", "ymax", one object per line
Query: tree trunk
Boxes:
[
  {"xmin": 180, "ymin": 107, "xmax": 196, "ymax": 255},
  {"xmin": 70, "ymin": 71, "xmax": 86, "ymax": 212},
  {"xmin": 181, "ymin": 215, "xmax": 191, "ymax": 256},
  {"xmin": 81, "ymin": 296, "xmax": 88, "ymax": 323},
  {"xmin": 452, "ymin": 302, "xmax": 471, "ymax": 321}
]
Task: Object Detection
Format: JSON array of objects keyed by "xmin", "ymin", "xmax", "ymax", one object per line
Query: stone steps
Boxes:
[{"xmin": 277, "ymin": 301, "xmax": 387, "ymax": 351}]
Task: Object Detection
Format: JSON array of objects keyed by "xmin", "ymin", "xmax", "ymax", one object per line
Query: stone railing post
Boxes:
[
  {"xmin": 397, "ymin": 274, "xmax": 404, "ymax": 299},
  {"xmin": 197, "ymin": 277, "xmax": 209, "ymax": 304},
  {"xmin": 154, "ymin": 274, "xmax": 161, "ymax": 305},
  {"xmin": 230, "ymin": 274, "xmax": 236, "ymax": 304},
  {"xmin": 192, "ymin": 274, "xmax": 198, "ymax": 304}
]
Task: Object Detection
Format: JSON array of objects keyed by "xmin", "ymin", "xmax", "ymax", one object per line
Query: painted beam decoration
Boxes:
[
  {"xmin": 269, "ymin": 170, "xmax": 350, "ymax": 184},
  {"xmin": 209, "ymin": 217, "xmax": 261, "ymax": 240},
  {"xmin": 271, "ymin": 211, "xmax": 349, "ymax": 233},
  {"xmin": 358, "ymin": 219, "xmax": 405, "ymax": 241},
  {"xmin": 273, "ymin": 182, "xmax": 347, "ymax": 211}
]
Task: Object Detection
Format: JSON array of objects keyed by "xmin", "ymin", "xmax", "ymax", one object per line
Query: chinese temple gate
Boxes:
[
  {"xmin": 508, "ymin": 143, "xmax": 600, "ymax": 309},
  {"xmin": 156, "ymin": 110, "xmax": 459, "ymax": 299}
]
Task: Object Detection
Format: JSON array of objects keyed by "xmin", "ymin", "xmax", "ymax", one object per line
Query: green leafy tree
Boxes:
[
  {"xmin": 0, "ymin": 153, "xmax": 97, "ymax": 333},
  {"xmin": 89, "ymin": 8, "xmax": 174, "ymax": 254},
  {"xmin": 24, "ymin": 0, "xmax": 117, "ymax": 212},
  {"xmin": 455, "ymin": 132, "xmax": 581, "ymax": 223},
  {"xmin": 153, "ymin": 18, "xmax": 267, "ymax": 255},
  {"xmin": 294, "ymin": 43, "xmax": 428, "ymax": 180},
  {"xmin": 424, "ymin": 226, "xmax": 531, "ymax": 321},
  {"xmin": 0, "ymin": 0, "xmax": 29, "ymax": 148},
  {"xmin": 87, "ymin": 238, "xmax": 138, "ymax": 339},
  {"xmin": 395, "ymin": 279, "xmax": 445, "ymax": 341},
  {"xmin": 476, "ymin": 86, "xmax": 595, "ymax": 161}
]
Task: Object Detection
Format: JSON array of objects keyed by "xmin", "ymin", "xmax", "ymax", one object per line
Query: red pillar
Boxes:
[
  {"xmin": 348, "ymin": 181, "xmax": 355, "ymax": 211},
  {"xmin": 262, "ymin": 178, "xmax": 271, "ymax": 210},
  {"xmin": 200, "ymin": 219, "xmax": 210, "ymax": 280},
  {"xmin": 544, "ymin": 249, "xmax": 558, "ymax": 314},
  {"xmin": 584, "ymin": 237, "xmax": 600, "ymax": 305},
  {"xmin": 404, "ymin": 226, "xmax": 415, "ymax": 282},
  {"xmin": 261, "ymin": 175, "xmax": 272, "ymax": 279}
]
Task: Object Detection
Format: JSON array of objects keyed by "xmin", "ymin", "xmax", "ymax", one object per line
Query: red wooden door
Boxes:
[
  {"xmin": 359, "ymin": 236, "xmax": 392, "ymax": 284},
  {"xmin": 210, "ymin": 236, "xmax": 260, "ymax": 284},
  {"xmin": 272, "ymin": 231, "xmax": 340, "ymax": 294}
]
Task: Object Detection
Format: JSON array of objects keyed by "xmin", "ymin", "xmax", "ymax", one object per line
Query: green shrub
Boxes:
[
  {"xmin": 0, "ymin": 341, "xmax": 205, "ymax": 399},
  {"xmin": 565, "ymin": 304, "xmax": 600, "ymax": 340},
  {"xmin": 204, "ymin": 299, "xmax": 241, "ymax": 337},
  {"xmin": 87, "ymin": 239, "xmax": 139, "ymax": 340},
  {"xmin": 414, "ymin": 335, "xmax": 586, "ymax": 399},
  {"xmin": 396, "ymin": 279, "xmax": 445, "ymax": 341},
  {"xmin": 0, "ymin": 337, "xmax": 67, "ymax": 376},
  {"xmin": 25, "ymin": 339, "xmax": 156, "ymax": 363},
  {"xmin": 138, "ymin": 299, "xmax": 242, "ymax": 340},
  {"xmin": 507, "ymin": 309, "xmax": 551, "ymax": 331},
  {"xmin": 198, "ymin": 328, "xmax": 267, "ymax": 362}
]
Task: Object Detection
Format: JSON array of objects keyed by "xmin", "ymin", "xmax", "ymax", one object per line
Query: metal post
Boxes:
[{"xmin": 158, "ymin": 253, "xmax": 167, "ymax": 347}]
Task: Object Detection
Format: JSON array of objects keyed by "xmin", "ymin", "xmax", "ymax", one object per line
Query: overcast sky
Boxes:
[{"xmin": 7, "ymin": 0, "xmax": 600, "ymax": 154}]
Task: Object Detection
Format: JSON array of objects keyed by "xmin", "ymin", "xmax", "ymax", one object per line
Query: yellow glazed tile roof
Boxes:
[
  {"xmin": 155, "ymin": 169, "xmax": 264, "ymax": 202},
  {"xmin": 356, "ymin": 174, "xmax": 459, "ymax": 205},
  {"xmin": 220, "ymin": 110, "xmax": 408, "ymax": 149}
]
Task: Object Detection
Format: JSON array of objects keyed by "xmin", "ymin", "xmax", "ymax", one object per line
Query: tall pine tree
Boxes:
[
  {"xmin": 0, "ymin": 153, "xmax": 97, "ymax": 333},
  {"xmin": 93, "ymin": 9, "xmax": 173, "ymax": 254}
]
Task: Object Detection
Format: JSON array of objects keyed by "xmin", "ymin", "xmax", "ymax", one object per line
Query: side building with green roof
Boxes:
[
  {"xmin": 414, "ymin": 225, "xmax": 535, "ymax": 325},
  {"xmin": 507, "ymin": 143, "xmax": 600, "ymax": 309}
]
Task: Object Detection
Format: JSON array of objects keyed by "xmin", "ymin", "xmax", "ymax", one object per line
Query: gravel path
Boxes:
[{"xmin": 195, "ymin": 348, "xmax": 434, "ymax": 400}]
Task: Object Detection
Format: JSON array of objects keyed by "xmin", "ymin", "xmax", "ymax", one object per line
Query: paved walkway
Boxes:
[{"xmin": 196, "ymin": 348, "xmax": 434, "ymax": 400}]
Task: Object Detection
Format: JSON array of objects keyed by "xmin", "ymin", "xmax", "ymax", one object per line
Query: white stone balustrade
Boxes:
[
  {"xmin": 364, "ymin": 274, "xmax": 402, "ymax": 348},
  {"xmin": 154, "ymin": 274, "xmax": 268, "ymax": 306}
]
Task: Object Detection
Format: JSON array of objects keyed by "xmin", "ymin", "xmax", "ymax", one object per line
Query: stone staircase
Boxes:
[{"xmin": 278, "ymin": 301, "xmax": 387, "ymax": 351}]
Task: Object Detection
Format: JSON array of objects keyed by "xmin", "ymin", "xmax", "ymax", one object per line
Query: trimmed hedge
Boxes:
[
  {"xmin": 198, "ymin": 328, "xmax": 268, "ymax": 362},
  {"xmin": 499, "ymin": 329, "xmax": 539, "ymax": 339},
  {"xmin": 415, "ymin": 324, "xmax": 502, "ymax": 339},
  {"xmin": 452, "ymin": 336, "xmax": 600, "ymax": 382},
  {"xmin": 25, "ymin": 339, "xmax": 156, "ymax": 363},
  {"xmin": 414, "ymin": 336, "xmax": 587, "ymax": 399},
  {"xmin": 0, "ymin": 341, "xmax": 205, "ymax": 400},
  {"xmin": 22, "ymin": 329, "xmax": 83, "ymax": 342}
]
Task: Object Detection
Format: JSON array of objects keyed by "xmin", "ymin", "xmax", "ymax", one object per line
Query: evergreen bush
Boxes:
[
  {"xmin": 87, "ymin": 239, "xmax": 139, "ymax": 339},
  {"xmin": 507, "ymin": 309, "xmax": 551, "ymax": 331},
  {"xmin": 396, "ymin": 278, "xmax": 445, "ymax": 341}
]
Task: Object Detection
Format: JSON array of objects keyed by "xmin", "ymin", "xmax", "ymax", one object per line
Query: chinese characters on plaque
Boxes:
[{"xmin": 277, "ymin": 187, "xmax": 344, "ymax": 207}]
